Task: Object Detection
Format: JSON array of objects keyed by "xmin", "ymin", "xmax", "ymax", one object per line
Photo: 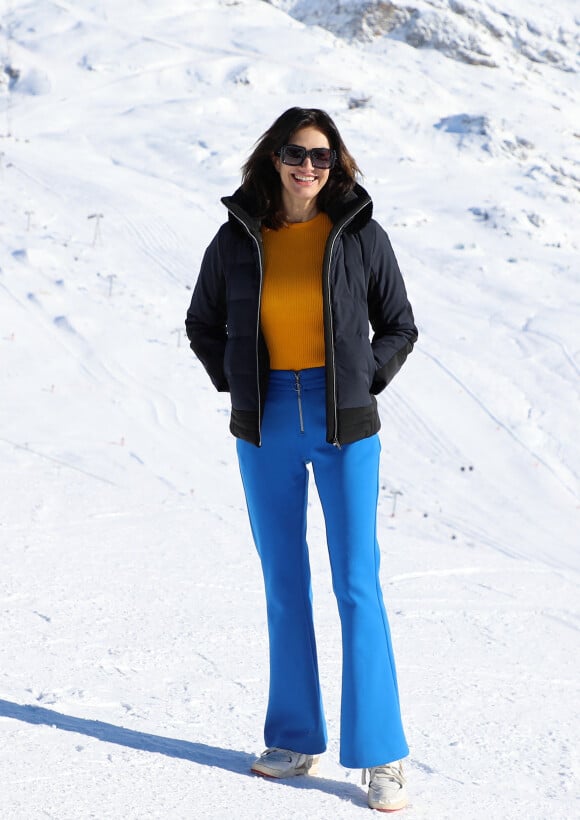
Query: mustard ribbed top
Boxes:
[{"xmin": 260, "ymin": 212, "xmax": 332, "ymax": 370}]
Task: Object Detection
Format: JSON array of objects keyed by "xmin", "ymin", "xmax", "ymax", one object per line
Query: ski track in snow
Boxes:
[
  {"xmin": 1, "ymin": 1, "xmax": 579, "ymax": 819},
  {"xmin": 417, "ymin": 347, "xmax": 580, "ymax": 501}
]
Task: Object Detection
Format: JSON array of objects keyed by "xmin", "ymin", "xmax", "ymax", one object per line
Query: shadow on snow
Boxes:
[
  {"xmin": 0, "ymin": 697, "xmax": 252, "ymax": 773},
  {"xmin": 0, "ymin": 698, "xmax": 365, "ymax": 805}
]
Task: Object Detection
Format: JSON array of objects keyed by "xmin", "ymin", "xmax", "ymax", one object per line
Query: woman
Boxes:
[{"xmin": 186, "ymin": 107, "xmax": 417, "ymax": 812}]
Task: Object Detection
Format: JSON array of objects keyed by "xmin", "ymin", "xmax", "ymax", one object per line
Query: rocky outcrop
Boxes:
[{"xmin": 264, "ymin": 0, "xmax": 579, "ymax": 72}]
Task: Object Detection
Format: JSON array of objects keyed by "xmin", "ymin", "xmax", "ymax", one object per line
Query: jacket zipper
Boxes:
[
  {"xmin": 294, "ymin": 372, "xmax": 305, "ymax": 433},
  {"xmin": 323, "ymin": 197, "xmax": 371, "ymax": 447},
  {"xmin": 226, "ymin": 208, "xmax": 265, "ymax": 447}
]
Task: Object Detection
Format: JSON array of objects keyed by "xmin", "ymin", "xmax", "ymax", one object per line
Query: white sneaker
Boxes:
[
  {"xmin": 251, "ymin": 747, "xmax": 320, "ymax": 779},
  {"xmin": 364, "ymin": 760, "xmax": 408, "ymax": 812}
]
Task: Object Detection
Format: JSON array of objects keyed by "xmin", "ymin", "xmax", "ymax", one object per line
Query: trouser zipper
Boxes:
[{"xmin": 294, "ymin": 372, "xmax": 305, "ymax": 433}]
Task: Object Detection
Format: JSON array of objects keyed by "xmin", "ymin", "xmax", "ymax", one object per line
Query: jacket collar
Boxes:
[
  {"xmin": 221, "ymin": 182, "xmax": 373, "ymax": 235},
  {"xmin": 325, "ymin": 183, "xmax": 373, "ymax": 232}
]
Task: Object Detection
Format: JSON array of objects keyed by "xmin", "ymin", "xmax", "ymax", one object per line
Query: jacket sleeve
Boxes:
[
  {"xmin": 185, "ymin": 229, "xmax": 229, "ymax": 392},
  {"xmin": 367, "ymin": 221, "xmax": 418, "ymax": 394}
]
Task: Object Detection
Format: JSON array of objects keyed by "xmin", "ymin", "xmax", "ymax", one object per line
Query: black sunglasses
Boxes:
[{"xmin": 277, "ymin": 144, "xmax": 336, "ymax": 170}]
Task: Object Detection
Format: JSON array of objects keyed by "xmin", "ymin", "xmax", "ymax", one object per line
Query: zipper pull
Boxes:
[{"xmin": 294, "ymin": 372, "xmax": 305, "ymax": 434}]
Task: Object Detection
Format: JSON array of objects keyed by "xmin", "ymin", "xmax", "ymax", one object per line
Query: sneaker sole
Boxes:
[
  {"xmin": 368, "ymin": 796, "xmax": 408, "ymax": 812},
  {"xmin": 251, "ymin": 757, "xmax": 319, "ymax": 779}
]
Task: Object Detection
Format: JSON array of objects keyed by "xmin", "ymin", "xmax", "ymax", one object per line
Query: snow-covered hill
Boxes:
[{"xmin": 1, "ymin": 1, "xmax": 578, "ymax": 818}]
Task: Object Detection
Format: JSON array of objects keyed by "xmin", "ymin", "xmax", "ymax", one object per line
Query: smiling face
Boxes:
[{"xmin": 273, "ymin": 126, "xmax": 332, "ymax": 222}]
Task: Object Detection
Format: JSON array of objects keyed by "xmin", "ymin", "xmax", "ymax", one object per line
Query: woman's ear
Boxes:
[{"xmin": 271, "ymin": 152, "xmax": 281, "ymax": 173}]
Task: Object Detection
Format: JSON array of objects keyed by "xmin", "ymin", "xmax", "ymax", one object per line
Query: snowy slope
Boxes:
[{"xmin": 1, "ymin": 1, "xmax": 579, "ymax": 818}]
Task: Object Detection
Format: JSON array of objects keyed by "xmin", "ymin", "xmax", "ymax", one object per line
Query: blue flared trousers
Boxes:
[{"xmin": 236, "ymin": 368, "xmax": 408, "ymax": 769}]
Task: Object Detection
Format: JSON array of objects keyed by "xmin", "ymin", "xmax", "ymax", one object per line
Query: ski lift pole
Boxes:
[
  {"xmin": 88, "ymin": 213, "xmax": 104, "ymax": 246},
  {"xmin": 390, "ymin": 489, "xmax": 403, "ymax": 517}
]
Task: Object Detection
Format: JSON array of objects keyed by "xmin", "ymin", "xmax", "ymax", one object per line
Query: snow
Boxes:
[{"xmin": 1, "ymin": 1, "xmax": 579, "ymax": 817}]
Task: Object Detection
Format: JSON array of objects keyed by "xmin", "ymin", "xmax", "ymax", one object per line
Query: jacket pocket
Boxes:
[{"xmin": 365, "ymin": 340, "xmax": 377, "ymax": 390}]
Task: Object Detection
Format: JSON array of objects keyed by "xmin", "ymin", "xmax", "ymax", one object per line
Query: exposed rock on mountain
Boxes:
[{"xmin": 264, "ymin": 0, "xmax": 579, "ymax": 71}]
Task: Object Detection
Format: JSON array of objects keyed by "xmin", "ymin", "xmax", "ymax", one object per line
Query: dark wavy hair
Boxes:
[{"xmin": 241, "ymin": 107, "xmax": 361, "ymax": 229}]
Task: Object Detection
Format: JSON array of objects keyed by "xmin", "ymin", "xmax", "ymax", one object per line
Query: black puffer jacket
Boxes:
[{"xmin": 186, "ymin": 183, "xmax": 417, "ymax": 447}]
